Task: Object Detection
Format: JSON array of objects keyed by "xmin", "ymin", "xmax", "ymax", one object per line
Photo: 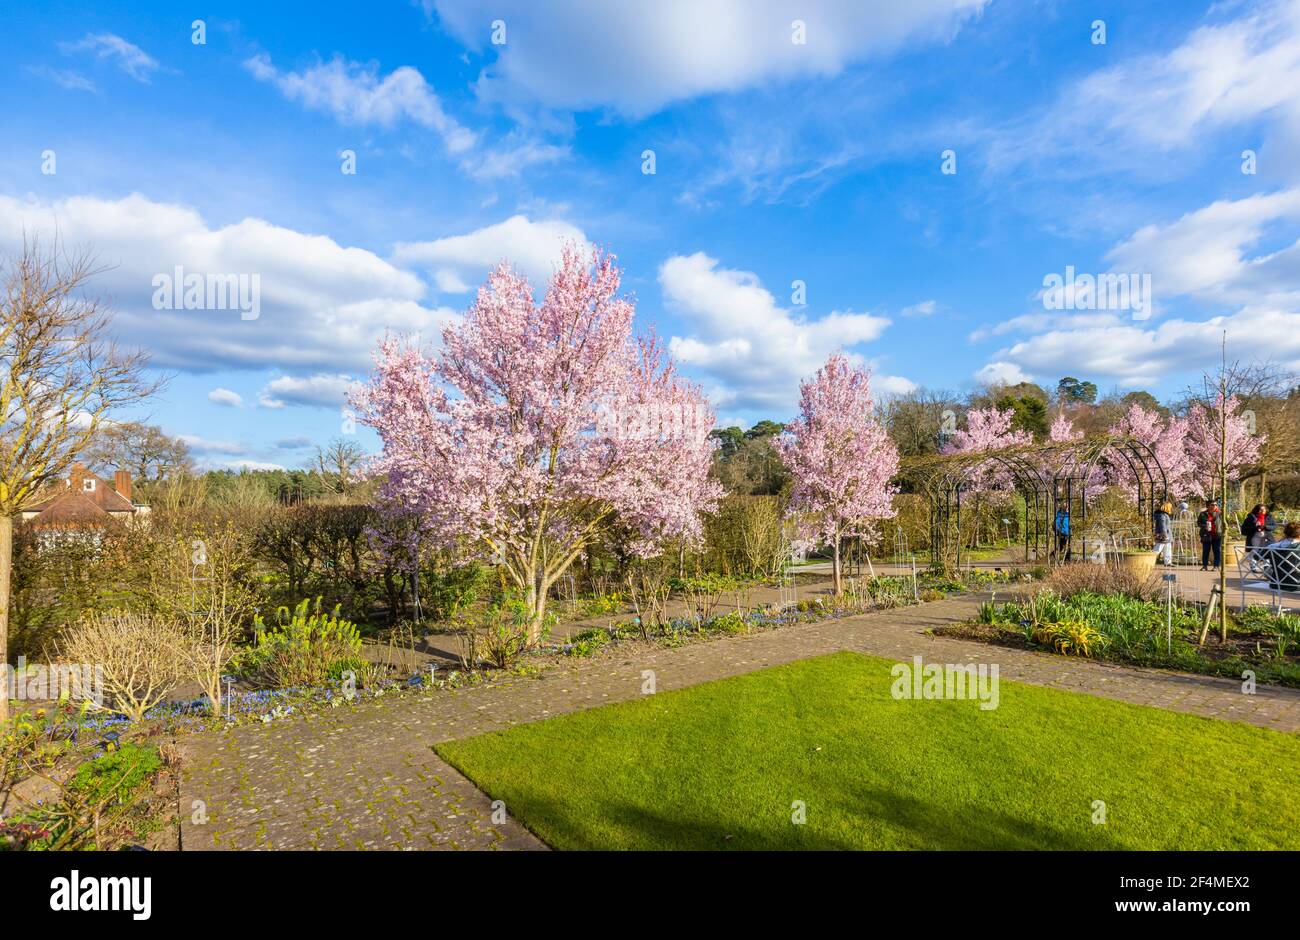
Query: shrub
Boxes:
[
  {"xmin": 1031, "ymin": 620, "xmax": 1106, "ymax": 657},
  {"xmin": 577, "ymin": 592, "xmax": 624, "ymax": 618},
  {"xmin": 565, "ymin": 627, "xmax": 611, "ymax": 657},
  {"xmin": 13, "ymin": 744, "xmax": 163, "ymax": 851},
  {"xmin": 707, "ymin": 611, "xmax": 748, "ymax": 634},
  {"xmin": 422, "ymin": 561, "xmax": 486, "ymax": 621},
  {"xmin": 243, "ymin": 598, "xmax": 363, "ymax": 688},
  {"xmin": 57, "ymin": 611, "xmax": 189, "ymax": 721},
  {"xmin": 1047, "ymin": 563, "xmax": 1157, "ymax": 601},
  {"xmin": 69, "ymin": 743, "xmax": 161, "ymax": 807},
  {"xmin": 456, "ymin": 598, "xmax": 535, "ymax": 669}
]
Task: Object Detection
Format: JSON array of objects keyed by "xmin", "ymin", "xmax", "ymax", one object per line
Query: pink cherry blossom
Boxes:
[
  {"xmin": 1185, "ymin": 394, "xmax": 1263, "ymax": 499},
  {"xmin": 776, "ymin": 353, "xmax": 899, "ymax": 595},
  {"xmin": 352, "ymin": 244, "xmax": 722, "ymax": 641}
]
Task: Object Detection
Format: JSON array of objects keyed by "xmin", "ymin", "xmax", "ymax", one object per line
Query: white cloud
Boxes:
[
  {"xmin": 901, "ymin": 299, "xmax": 937, "ymax": 317},
  {"xmin": 29, "ymin": 66, "xmax": 96, "ymax": 92},
  {"xmin": 431, "ymin": 0, "xmax": 989, "ymax": 116},
  {"xmin": 244, "ymin": 54, "xmax": 476, "ymax": 153},
  {"xmin": 659, "ymin": 251, "xmax": 891, "ymax": 412},
  {"xmin": 996, "ymin": 306, "xmax": 1300, "ymax": 388},
  {"xmin": 1105, "ymin": 188, "xmax": 1300, "ymax": 307},
  {"xmin": 977, "ymin": 187, "xmax": 1300, "ymax": 385},
  {"xmin": 259, "ymin": 373, "xmax": 358, "ymax": 409},
  {"xmin": 59, "ymin": 33, "xmax": 159, "ymax": 83},
  {"xmin": 463, "ymin": 134, "xmax": 569, "ymax": 181},
  {"xmin": 1070, "ymin": 2, "xmax": 1300, "ymax": 152},
  {"xmin": 0, "ymin": 192, "xmax": 461, "ymax": 375},
  {"xmin": 986, "ymin": 1, "xmax": 1300, "ymax": 178},
  {"xmin": 226, "ymin": 459, "xmax": 287, "ymax": 472},
  {"xmin": 874, "ymin": 374, "xmax": 920, "ymax": 396},
  {"xmin": 207, "ymin": 388, "xmax": 243, "ymax": 408},
  {"xmin": 393, "ymin": 214, "xmax": 591, "ymax": 293},
  {"xmin": 178, "ymin": 435, "xmax": 245, "ymax": 456},
  {"xmin": 974, "ymin": 361, "xmax": 1032, "ymax": 386}
]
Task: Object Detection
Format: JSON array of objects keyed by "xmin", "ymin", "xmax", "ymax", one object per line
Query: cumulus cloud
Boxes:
[
  {"xmin": 59, "ymin": 33, "xmax": 159, "ymax": 83},
  {"xmin": 207, "ymin": 388, "xmax": 243, "ymax": 407},
  {"xmin": 974, "ymin": 361, "xmax": 1032, "ymax": 386},
  {"xmin": 259, "ymin": 373, "xmax": 358, "ymax": 410},
  {"xmin": 659, "ymin": 251, "xmax": 893, "ymax": 412},
  {"xmin": 393, "ymin": 214, "xmax": 591, "ymax": 293},
  {"xmin": 244, "ymin": 53, "xmax": 476, "ymax": 153},
  {"xmin": 0, "ymin": 192, "xmax": 461, "ymax": 375},
  {"xmin": 976, "ymin": 188, "xmax": 1300, "ymax": 384},
  {"xmin": 430, "ymin": 0, "xmax": 989, "ymax": 116},
  {"xmin": 1105, "ymin": 187, "xmax": 1300, "ymax": 308}
]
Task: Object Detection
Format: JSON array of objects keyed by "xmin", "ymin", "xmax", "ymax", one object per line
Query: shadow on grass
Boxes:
[{"xmin": 476, "ymin": 786, "xmax": 1122, "ymax": 851}]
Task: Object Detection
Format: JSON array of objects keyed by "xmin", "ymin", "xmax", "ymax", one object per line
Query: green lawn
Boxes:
[{"xmin": 436, "ymin": 653, "xmax": 1300, "ymax": 850}]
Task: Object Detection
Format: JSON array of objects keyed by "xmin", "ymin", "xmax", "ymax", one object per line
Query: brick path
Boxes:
[{"xmin": 179, "ymin": 590, "xmax": 1300, "ymax": 851}]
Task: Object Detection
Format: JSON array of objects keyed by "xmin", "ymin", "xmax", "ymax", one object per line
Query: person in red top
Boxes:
[{"xmin": 1197, "ymin": 498, "xmax": 1223, "ymax": 570}]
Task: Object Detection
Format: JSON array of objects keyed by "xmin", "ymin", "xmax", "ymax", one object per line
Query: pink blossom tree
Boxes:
[
  {"xmin": 943, "ymin": 406, "xmax": 1033, "ymax": 492},
  {"xmin": 1108, "ymin": 402, "xmax": 1194, "ymax": 498},
  {"xmin": 352, "ymin": 245, "xmax": 721, "ymax": 642},
  {"xmin": 1048, "ymin": 412, "xmax": 1082, "ymax": 443},
  {"xmin": 776, "ymin": 353, "xmax": 900, "ymax": 595},
  {"xmin": 1185, "ymin": 394, "xmax": 1263, "ymax": 500}
]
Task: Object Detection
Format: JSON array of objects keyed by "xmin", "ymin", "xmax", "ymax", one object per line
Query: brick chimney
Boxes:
[
  {"xmin": 113, "ymin": 469, "xmax": 133, "ymax": 502},
  {"xmin": 69, "ymin": 463, "xmax": 87, "ymax": 491}
]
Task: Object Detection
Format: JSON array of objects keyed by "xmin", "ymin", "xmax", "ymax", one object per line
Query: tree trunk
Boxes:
[
  {"xmin": 831, "ymin": 534, "xmax": 843, "ymax": 596},
  {"xmin": 528, "ymin": 591, "xmax": 549, "ymax": 645},
  {"xmin": 0, "ymin": 514, "xmax": 11, "ymax": 724}
]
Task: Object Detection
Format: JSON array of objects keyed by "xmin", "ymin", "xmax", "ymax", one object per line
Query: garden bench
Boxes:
[{"xmin": 1233, "ymin": 544, "xmax": 1300, "ymax": 612}]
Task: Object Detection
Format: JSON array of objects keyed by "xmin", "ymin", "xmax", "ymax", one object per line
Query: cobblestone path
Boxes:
[{"xmin": 179, "ymin": 590, "xmax": 1300, "ymax": 850}]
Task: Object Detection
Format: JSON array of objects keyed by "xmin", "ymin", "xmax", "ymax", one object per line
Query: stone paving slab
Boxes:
[{"xmin": 179, "ymin": 590, "xmax": 1300, "ymax": 851}]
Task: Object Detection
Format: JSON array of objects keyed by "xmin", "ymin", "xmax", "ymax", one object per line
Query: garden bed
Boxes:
[{"xmin": 935, "ymin": 579, "xmax": 1300, "ymax": 687}]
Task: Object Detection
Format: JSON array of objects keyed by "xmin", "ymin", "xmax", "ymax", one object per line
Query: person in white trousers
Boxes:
[{"xmin": 1153, "ymin": 501, "xmax": 1173, "ymax": 566}]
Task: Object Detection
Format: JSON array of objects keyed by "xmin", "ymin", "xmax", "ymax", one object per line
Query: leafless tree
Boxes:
[{"xmin": 0, "ymin": 239, "xmax": 158, "ymax": 722}]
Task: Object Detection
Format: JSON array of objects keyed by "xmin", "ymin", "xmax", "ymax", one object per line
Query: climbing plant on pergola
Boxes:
[{"xmin": 896, "ymin": 436, "xmax": 1168, "ymax": 571}]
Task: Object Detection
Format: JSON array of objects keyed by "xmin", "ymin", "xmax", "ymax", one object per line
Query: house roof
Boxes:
[
  {"xmin": 23, "ymin": 465, "xmax": 140, "ymax": 529},
  {"xmin": 25, "ymin": 472, "xmax": 135, "ymax": 515},
  {"xmin": 29, "ymin": 492, "xmax": 113, "ymax": 529}
]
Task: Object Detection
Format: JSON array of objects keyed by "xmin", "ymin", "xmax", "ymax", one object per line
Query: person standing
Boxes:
[
  {"xmin": 1241, "ymin": 504, "xmax": 1274, "ymax": 551},
  {"xmin": 1197, "ymin": 498, "xmax": 1223, "ymax": 570},
  {"xmin": 1053, "ymin": 505, "xmax": 1071, "ymax": 561},
  {"xmin": 1153, "ymin": 501, "xmax": 1173, "ymax": 566}
]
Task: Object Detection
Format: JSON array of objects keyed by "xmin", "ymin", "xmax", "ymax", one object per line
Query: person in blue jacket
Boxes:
[{"xmin": 1053, "ymin": 506, "xmax": 1071, "ymax": 561}]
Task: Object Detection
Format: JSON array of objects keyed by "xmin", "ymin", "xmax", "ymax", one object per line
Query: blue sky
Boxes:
[{"xmin": 3, "ymin": 0, "xmax": 1299, "ymax": 469}]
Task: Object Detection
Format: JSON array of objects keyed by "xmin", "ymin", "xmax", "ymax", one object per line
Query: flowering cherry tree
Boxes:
[
  {"xmin": 1108, "ymin": 403, "xmax": 1194, "ymax": 498},
  {"xmin": 943, "ymin": 406, "xmax": 1033, "ymax": 491},
  {"xmin": 352, "ymin": 245, "xmax": 721, "ymax": 642},
  {"xmin": 1048, "ymin": 412, "xmax": 1082, "ymax": 443},
  {"xmin": 776, "ymin": 353, "xmax": 899, "ymax": 595},
  {"xmin": 1185, "ymin": 394, "xmax": 1262, "ymax": 500}
]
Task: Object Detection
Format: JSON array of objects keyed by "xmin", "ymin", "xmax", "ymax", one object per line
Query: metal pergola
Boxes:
[{"xmin": 897, "ymin": 437, "xmax": 1168, "ymax": 571}]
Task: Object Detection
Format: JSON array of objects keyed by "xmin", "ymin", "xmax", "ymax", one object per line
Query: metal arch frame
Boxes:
[{"xmin": 896, "ymin": 436, "xmax": 1169, "ymax": 571}]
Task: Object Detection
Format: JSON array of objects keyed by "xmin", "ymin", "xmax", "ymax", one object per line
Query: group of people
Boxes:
[
  {"xmin": 1151, "ymin": 500, "xmax": 1300, "ymax": 570},
  {"xmin": 1050, "ymin": 500, "xmax": 1300, "ymax": 571}
]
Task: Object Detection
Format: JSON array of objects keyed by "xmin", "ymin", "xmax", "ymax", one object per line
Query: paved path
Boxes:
[{"xmin": 179, "ymin": 590, "xmax": 1300, "ymax": 851}]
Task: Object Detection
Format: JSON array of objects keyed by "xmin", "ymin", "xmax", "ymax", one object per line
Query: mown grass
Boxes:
[{"xmin": 436, "ymin": 652, "xmax": 1300, "ymax": 850}]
